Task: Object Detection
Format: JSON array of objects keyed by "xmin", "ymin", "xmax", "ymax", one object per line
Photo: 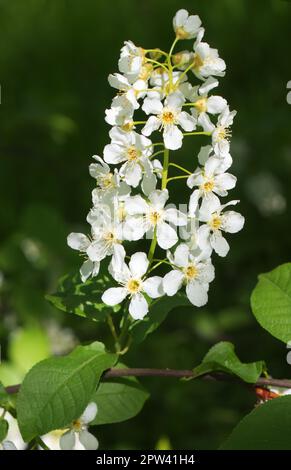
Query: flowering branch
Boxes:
[{"xmin": 5, "ymin": 369, "xmax": 291, "ymax": 396}]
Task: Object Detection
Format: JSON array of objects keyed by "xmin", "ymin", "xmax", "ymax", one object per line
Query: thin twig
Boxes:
[{"xmin": 4, "ymin": 368, "xmax": 291, "ymax": 395}]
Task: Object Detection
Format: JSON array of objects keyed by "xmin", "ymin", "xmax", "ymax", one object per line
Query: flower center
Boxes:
[
  {"xmin": 149, "ymin": 210, "xmax": 162, "ymax": 225},
  {"xmin": 160, "ymin": 109, "xmax": 176, "ymax": 126},
  {"xmin": 100, "ymin": 173, "xmax": 114, "ymax": 189},
  {"xmin": 194, "ymin": 98, "xmax": 207, "ymax": 113},
  {"xmin": 201, "ymin": 179, "xmax": 215, "ymax": 192},
  {"xmin": 127, "ymin": 278, "xmax": 142, "ymax": 293},
  {"xmin": 175, "ymin": 27, "xmax": 190, "ymax": 40},
  {"xmin": 127, "ymin": 145, "xmax": 140, "ymax": 161},
  {"xmin": 210, "ymin": 215, "xmax": 222, "ymax": 230},
  {"xmin": 217, "ymin": 125, "xmax": 232, "ymax": 142},
  {"xmin": 121, "ymin": 121, "xmax": 134, "ymax": 132},
  {"xmin": 72, "ymin": 419, "xmax": 83, "ymax": 432},
  {"xmin": 192, "ymin": 53, "xmax": 204, "ymax": 71},
  {"xmin": 184, "ymin": 264, "xmax": 198, "ymax": 279},
  {"xmin": 103, "ymin": 231, "xmax": 116, "ymax": 244}
]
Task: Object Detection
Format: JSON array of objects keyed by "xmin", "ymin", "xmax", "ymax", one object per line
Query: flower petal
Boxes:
[
  {"xmin": 222, "ymin": 211, "xmax": 245, "ymax": 233},
  {"xmin": 210, "ymin": 231, "xmax": 229, "ymax": 257},
  {"xmin": 143, "ymin": 276, "xmax": 163, "ymax": 298},
  {"xmin": 79, "ymin": 430, "xmax": 99, "ymax": 450},
  {"xmin": 60, "ymin": 430, "xmax": 75, "ymax": 451},
  {"xmin": 163, "ymin": 125, "xmax": 183, "ymax": 150},
  {"xmin": 157, "ymin": 221, "xmax": 178, "ymax": 249},
  {"xmin": 142, "ymin": 116, "xmax": 160, "ymax": 136},
  {"xmin": 67, "ymin": 233, "xmax": 90, "ymax": 252},
  {"xmin": 129, "ymin": 252, "xmax": 149, "ymax": 278},
  {"xmin": 129, "ymin": 293, "xmax": 148, "ymax": 319},
  {"xmin": 80, "ymin": 402, "xmax": 98, "ymax": 424},
  {"xmin": 163, "ymin": 270, "xmax": 184, "ymax": 296},
  {"xmin": 177, "ymin": 111, "xmax": 196, "ymax": 132},
  {"xmin": 102, "ymin": 287, "xmax": 127, "ymax": 306},
  {"xmin": 186, "ymin": 280, "xmax": 208, "ymax": 307}
]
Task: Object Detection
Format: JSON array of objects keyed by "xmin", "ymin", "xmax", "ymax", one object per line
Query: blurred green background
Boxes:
[{"xmin": 0, "ymin": 0, "xmax": 291, "ymax": 450}]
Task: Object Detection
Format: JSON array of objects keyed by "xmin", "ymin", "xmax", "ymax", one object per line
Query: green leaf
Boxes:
[
  {"xmin": 193, "ymin": 342, "xmax": 264, "ymax": 383},
  {"xmin": 17, "ymin": 342, "xmax": 117, "ymax": 442},
  {"xmin": 46, "ymin": 271, "xmax": 119, "ymax": 322},
  {"xmin": 130, "ymin": 293, "xmax": 190, "ymax": 343},
  {"xmin": 251, "ymin": 263, "xmax": 291, "ymax": 343},
  {"xmin": 91, "ymin": 364, "xmax": 149, "ymax": 425},
  {"xmin": 0, "ymin": 418, "xmax": 9, "ymax": 442},
  {"xmin": 9, "ymin": 326, "xmax": 50, "ymax": 374},
  {"xmin": 221, "ymin": 396, "xmax": 291, "ymax": 450}
]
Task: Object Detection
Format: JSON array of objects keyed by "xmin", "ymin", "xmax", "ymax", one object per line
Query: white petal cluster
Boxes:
[{"xmin": 67, "ymin": 10, "xmax": 244, "ymax": 319}]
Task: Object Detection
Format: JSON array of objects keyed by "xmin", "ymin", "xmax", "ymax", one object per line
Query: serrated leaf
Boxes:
[
  {"xmin": 251, "ymin": 263, "xmax": 291, "ymax": 343},
  {"xmin": 17, "ymin": 342, "xmax": 117, "ymax": 442},
  {"xmin": 46, "ymin": 271, "xmax": 119, "ymax": 322},
  {"xmin": 130, "ymin": 293, "xmax": 190, "ymax": 343},
  {"xmin": 221, "ymin": 396, "xmax": 291, "ymax": 450},
  {"xmin": 91, "ymin": 367, "xmax": 149, "ymax": 425},
  {"xmin": 193, "ymin": 342, "xmax": 264, "ymax": 383}
]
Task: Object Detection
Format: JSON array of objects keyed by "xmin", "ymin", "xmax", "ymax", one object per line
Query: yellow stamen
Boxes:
[
  {"xmin": 201, "ymin": 179, "xmax": 214, "ymax": 192},
  {"xmin": 184, "ymin": 264, "xmax": 198, "ymax": 279},
  {"xmin": 127, "ymin": 145, "xmax": 140, "ymax": 161},
  {"xmin": 194, "ymin": 98, "xmax": 207, "ymax": 113},
  {"xmin": 192, "ymin": 53, "xmax": 204, "ymax": 70},
  {"xmin": 149, "ymin": 210, "xmax": 161, "ymax": 225},
  {"xmin": 210, "ymin": 215, "xmax": 222, "ymax": 230},
  {"xmin": 127, "ymin": 278, "xmax": 142, "ymax": 293}
]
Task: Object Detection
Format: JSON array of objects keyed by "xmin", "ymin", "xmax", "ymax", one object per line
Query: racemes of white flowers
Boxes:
[{"xmin": 67, "ymin": 8, "xmax": 244, "ymax": 317}]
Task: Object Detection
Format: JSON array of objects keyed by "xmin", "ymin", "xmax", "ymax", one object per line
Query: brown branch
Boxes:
[{"xmin": 4, "ymin": 368, "xmax": 291, "ymax": 395}]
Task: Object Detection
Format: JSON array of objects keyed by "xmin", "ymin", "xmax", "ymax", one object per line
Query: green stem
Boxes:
[
  {"xmin": 107, "ymin": 315, "xmax": 120, "ymax": 353},
  {"xmin": 169, "ymin": 162, "xmax": 191, "ymax": 175},
  {"xmin": 167, "ymin": 175, "xmax": 188, "ymax": 183},
  {"xmin": 183, "ymin": 131, "xmax": 212, "ymax": 137},
  {"xmin": 161, "ymin": 148, "xmax": 169, "ymax": 189},
  {"xmin": 145, "ymin": 58, "xmax": 169, "ymax": 73},
  {"xmin": 148, "ymin": 227, "xmax": 157, "ymax": 264},
  {"xmin": 150, "ymin": 150, "xmax": 165, "ymax": 159}
]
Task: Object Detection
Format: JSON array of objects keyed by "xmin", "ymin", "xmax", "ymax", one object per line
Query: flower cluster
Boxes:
[{"xmin": 68, "ymin": 9, "xmax": 244, "ymax": 319}]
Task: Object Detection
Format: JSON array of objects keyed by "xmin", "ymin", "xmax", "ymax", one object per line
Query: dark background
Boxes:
[{"xmin": 0, "ymin": 0, "xmax": 291, "ymax": 449}]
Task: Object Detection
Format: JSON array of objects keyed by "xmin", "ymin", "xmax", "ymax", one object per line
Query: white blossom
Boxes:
[
  {"xmin": 198, "ymin": 199, "xmax": 245, "ymax": 257},
  {"xmin": 192, "ymin": 39, "xmax": 226, "ymax": 80},
  {"xmin": 60, "ymin": 402, "xmax": 99, "ymax": 451},
  {"xmin": 173, "ymin": 9, "xmax": 202, "ymax": 39},
  {"xmin": 124, "ymin": 190, "xmax": 187, "ymax": 249},
  {"xmin": 118, "ymin": 40, "xmax": 144, "ymax": 81},
  {"xmin": 142, "ymin": 92, "xmax": 196, "ymax": 150},
  {"xmin": 102, "ymin": 252, "xmax": 163, "ymax": 319},
  {"xmin": 163, "ymin": 244, "xmax": 214, "ymax": 307}
]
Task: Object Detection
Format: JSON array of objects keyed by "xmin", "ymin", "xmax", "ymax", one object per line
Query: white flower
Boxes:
[
  {"xmin": 124, "ymin": 189, "xmax": 187, "ymax": 249},
  {"xmin": 199, "ymin": 106, "xmax": 236, "ymax": 157},
  {"xmin": 118, "ymin": 40, "xmax": 144, "ymax": 81},
  {"xmin": 192, "ymin": 40, "xmax": 226, "ymax": 80},
  {"xmin": 89, "ymin": 156, "xmax": 130, "ymax": 198},
  {"xmin": 148, "ymin": 69, "xmax": 189, "ymax": 98},
  {"xmin": 108, "ymin": 73, "xmax": 147, "ymax": 109},
  {"xmin": 60, "ymin": 402, "xmax": 99, "ymax": 451},
  {"xmin": 189, "ymin": 78, "xmax": 227, "ymax": 123},
  {"xmin": 163, "ymin": 244, "xmax": 214, "ymax": 307},
  {"xmin": 187, "ymin": 154, "xmax": 236, "ymax": 207},
  {"xmin": 105, "ymin": 94, "xmax": 134, "ymax": 128},
  {"xmin": 104, "ymin": 127, "xmax": 155, "ymax": 189},
  {"xmin": 173, "ymin": 9, "xmax": 202, "ymax": 39},
  {"xmin": 198, "ymin": 199, "xmax": 245, "ymax": 257},
  {"xmin": 67, "ymin": 232, "xmax": 100, "ymax": 282},
  {"xmin": 85, "ymin": 209, "xmax": 125, "ymax": 264},
  {"xmin": 102, "ymin": 252, "xmax": 163, "ymax": 320},
  {"xmin": 142, "ymin": 92, "xmax": 196, "ymax": 150}
]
